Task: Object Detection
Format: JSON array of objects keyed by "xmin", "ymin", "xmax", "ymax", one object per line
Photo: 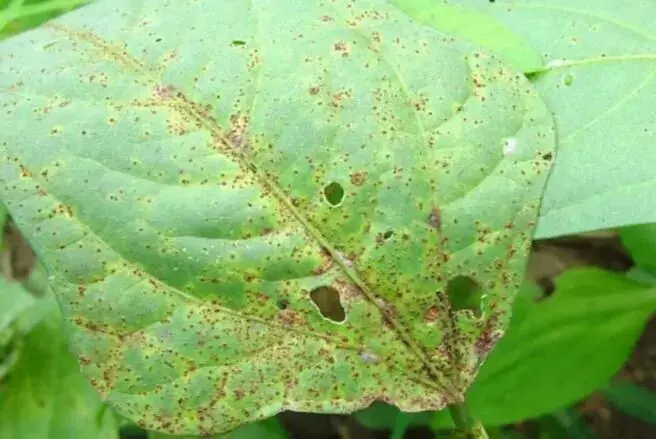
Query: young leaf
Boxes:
[
  {"xmin": 393, "ymin": 0, "xmax": 656, "ymax": 239},
  {"xmin": 0, "ymin": 297, "xmax": 118, "ymax": 439},
  {"xmin": 0, "ymin": 0, "xmax": 555, "ymax": 435}
]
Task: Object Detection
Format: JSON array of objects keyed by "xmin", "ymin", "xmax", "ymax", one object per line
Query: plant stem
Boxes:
[{"xmin": 448, "ymin": 402, "xmax": 489, "ymax": 439}]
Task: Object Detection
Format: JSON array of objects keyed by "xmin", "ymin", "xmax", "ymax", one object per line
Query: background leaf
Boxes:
[
  {"xmin": 0, "ymin": 296, "xmax": 118, "ymax": 439},
  {"xmin": 148, "ymin": 416, "xmax": 288, "ymax": 439},
  {"xmin": 465, "ymin": 269, "xmax": 656, "ymax": 425},
  {"xmin": 620, "ymin": 223, "xmax": 656, "ymax": 274},
  {"xmin": 392, "ymin": 0, "xmax": 656, "ymax": 239},
  {"xmin": 602, "ymin": 382, "xmax": 656, "ymax": 426},
  {"xmin": 0, "ymin": 0, "xmax": 555, "ymax": 434}
]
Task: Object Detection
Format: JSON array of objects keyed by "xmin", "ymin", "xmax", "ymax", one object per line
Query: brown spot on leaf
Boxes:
[
  {"xmin": 333, "ymin": 41, "xmax": 350, "ymax": 57},
  {"xmin": 424, "ymin": 305, "xmax": 439, "ymax": 323},
  {"xmin": 350, "ymin": 171, "xmax": 366, "ymax": 186},
  {"xmin": 427, "ymin": 208, "xmax": 441, "ymax": 231}
]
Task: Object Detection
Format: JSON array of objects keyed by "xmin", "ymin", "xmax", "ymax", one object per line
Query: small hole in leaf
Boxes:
[
  {"xmin": 383, "ymin": 230, "xmax": 393, "ymax": 240},
  {"xmin": 323, "ymin": 182, "xmax": 344, "ymax": 206},
  {"xmin": 309, "ymin": 286, "xmax": 346, "ymax": 322},
  {"xmin": 276, "ymin": 299, "xmax": 289, "ymax": 310},
  {"xmin": 231, "ymin": 40, "xmax": 246, "ymax": 46},
  {"xmin": 446, "ymin": 275, "xmax": 483, "ymax": 317},
  {"xmin": 562, "ymin": 73, "xmax": 574, "ymax": 86}
]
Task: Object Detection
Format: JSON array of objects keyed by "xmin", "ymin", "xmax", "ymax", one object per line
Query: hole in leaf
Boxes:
[
  {"xmin": 562, "ymin": 73, "xmax": 574, "ymax": 86},
  {"xmin": 446, "ymin": 275, "xmax": 483, "ymax": 317},
  {"xmin": 309, "ymin": 286, "xmax": 346, "ymax": 322},
  {"xmin": 323, "ymin": 182, "xmax": 344, "ymax": 206},
  {"xmin": 383, "ymin": 230, "xmax": 394, "ymax": 240},
  {"xmin": 231, "ymin": 40, "xmax": 246, "ymax": 46},
  {"xmin": 276, "ymin": 299, "xmax": 289, "ymax": 310}
]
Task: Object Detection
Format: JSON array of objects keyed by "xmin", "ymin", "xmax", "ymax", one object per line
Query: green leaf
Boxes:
[
  {"xmin": 355, "ymin": 402, "xmax": 435, "ymax": 431},
  {"xmin": 0, "ymin": 274, "xmax": 35, "ymax": 334},
  {"xmin": 0, "ymin": 0, "xmax": 90, "ymax": 37},
  {"xmin": 620, "ymin": 223, "xmax": 656, "ymax": 274},
  {"xmin": 148, "ymin": 416, "xmax": 288, "ymax": 439},
  {"xmin": 465, "ymin": 269, "xmax": 656, "ymax": 425},
  {"xmin": 389, "ymin": 0, "xmax": 544, "ymax": 72},
  {"xmin": 602, "ymin": 382, "xmax": 656, "ymax": 425},
  {"xmin": 0, "ymin": 297, "xmax": 118, "ymax": 439},
  {"xmin": 0, "ymin": 0, "xmax": 555, "ymax": 435},
  {"xmin": 394, "ymin": 0, "xmax": 656, "ymax": 239}
]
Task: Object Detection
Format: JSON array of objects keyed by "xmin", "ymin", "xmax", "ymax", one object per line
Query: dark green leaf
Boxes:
[
  {"xmin": 0, "ymin": 297, "xmax": 118, "ymax": 439},
  {"xmin": 465, "ymin": 269, "xmax": 656, "ymax": 425},
  {"xmin": 620, "ymin": 224, "xmax": 656, "ymax": 274},
  {"xmin": 602, "ymin": 382, "xmax": 656, "ymax": 425}
]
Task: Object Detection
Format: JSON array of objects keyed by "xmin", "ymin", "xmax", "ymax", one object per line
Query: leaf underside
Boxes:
[{"xmin": 0, "ymin": 0, "xmax": 555, "ymax": 435}]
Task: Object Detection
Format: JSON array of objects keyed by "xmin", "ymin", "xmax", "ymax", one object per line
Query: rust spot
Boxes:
[
  {"xmin": 350, "ymin": 171, "xmax": 366, "ymax": 186},
  {"xmin": 427, "ymin": 207, "xmax": 441, "ymax": 231},
  {"xmin": 333, "ymin": 41, "xmax": 349, "ymax": 57},
  {"xmin": 308, "ymin": 86, "xmax": 320, "ymax": 96},
  {"xmin": 424, "ymin": 305, "xmax": 439, "ymax": 323},
  {"xmin": 227, "ymin": 113, "xmax": 249, "ymax": 148},
  {"xmin": 277, "ymin": 309, "xmax": 303, "ymax": 326}
]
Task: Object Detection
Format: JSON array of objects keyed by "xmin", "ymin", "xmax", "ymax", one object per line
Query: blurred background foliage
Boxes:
[{"xmin": 2, "ymin": 1, "xmax": 656, "ymax": 438}]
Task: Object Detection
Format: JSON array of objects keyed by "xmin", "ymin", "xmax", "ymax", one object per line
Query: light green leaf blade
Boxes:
[
  {"xmin": 0, "ymin": 0, "xmax": 555, "ymax": 435},
  {"xmin": 0, "ymin": 297, "xmax": 118, "ymax": 439},
  {"xmin": 389, "ymin": 0, "xmax": 544, "ymax": 72},
  {"xmin": 465, "ymin": 269, "xmax": 656, "ymax": 425},
  {"xmin": 395, "ymin": 0, "xmax": 656, "ymax": 239}
]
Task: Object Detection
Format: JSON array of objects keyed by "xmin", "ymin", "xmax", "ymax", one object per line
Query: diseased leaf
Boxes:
[
  {"xmin": 0, "ymin": 0, "xmax": 555, "ymax": 435},
  {"xmin": 0, "ymin": 297, "xmax": 118, "ymax": 439},
  {"xmin": 393, "ymin": 0, "xmax": 656, "ymax": 239}
]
